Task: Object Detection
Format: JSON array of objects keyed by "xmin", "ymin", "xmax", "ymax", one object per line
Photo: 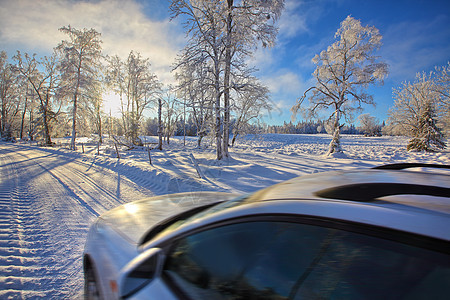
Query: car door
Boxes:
[{"xmin": 127, "ymin": 216, "xmax": 450, "ymax": 299}]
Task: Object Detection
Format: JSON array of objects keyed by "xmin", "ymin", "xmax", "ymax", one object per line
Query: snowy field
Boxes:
[{"xmin": 0, "ymin": 134, "xmax": 449, "ymax": 298}]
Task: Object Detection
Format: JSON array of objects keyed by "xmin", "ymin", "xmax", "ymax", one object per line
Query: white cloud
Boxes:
[
  {"xmin": 278, "ymin": 0, "xmax": 309, "ymax": 38},
  {"xmin": 263, "ymin": 70, "xmax": 304, "ymax": 95},
  {"xmin": 0, "ymin": 0, "xmax": 184, "ymax": 85}
]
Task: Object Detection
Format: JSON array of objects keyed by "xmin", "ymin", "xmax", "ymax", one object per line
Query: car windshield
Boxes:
[{"xmin": 146, "ymin": 195, "xmax": 250, "ymax": 243}]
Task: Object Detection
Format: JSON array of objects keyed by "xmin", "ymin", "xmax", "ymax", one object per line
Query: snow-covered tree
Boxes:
[
  {"xmin": 388, "ymin": 73, "xmax": 446, "ymax": 151},
  {"xmin": 433, "ymin": 62, "xmax": 450, "ymax": 136},
  {"xmin": 292, "ymin": 16, "xmax": 388, "ymax": 156},
  {"xmin": 221, "ymin": 0, "xmax": 284, "ymax": 157},
  {"xmin": 358, "ymin": 113, "xmax": 381, "ymax": 136},
  {"xmin": 125, "ymin": 51, "xmax": 161, "ymax": 145},
  {"xmin": 84, "ymin": 81, "xmax": 104, "ymax": 143},
  {"xmin": 104, "ymin": 55, "xmax": 127, "ymax": 135},
  {"xmin": 231, "ymin": 76, "xmax": 271, "ymax": 146},
  {"xmin": 406, "ymin": 102, "xmax": 445, "ymax": 151},
  {"xmin": 0, "ymin": 51, "xmax": 21, "ymax": 140},
  {"xmin": 56, "ymin": 26, "xmax": 102, "ymax": 150},
  {"xmin": 171, "ymin": 0, "xmax": 284, "ymax": 160},
  {"xmin": 161, "ymin": 89, "xmax": 181, "ymax": 145},
  {"xmin": 106, "ymin": 52, "xmax": 161, "ymax": 146},
  {"xmin": 171, "ymin": 0, "xmax": 227, "ymax": 159},
  {"xmin": 14, "ymin": 52, "xmax": 61, "ymax": 145},
  {"xmin": 174, "ymin": 56, "xmax": 214, "ymax": 148}
]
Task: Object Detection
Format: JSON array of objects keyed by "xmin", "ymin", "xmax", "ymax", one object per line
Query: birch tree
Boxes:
[
  {"xmin": 125, "ymin": 51, "xmax": 161, "ymax": 145},
  {"xmin": 105, "ymin": 55, "xmax": 128, "ymax": 135},
  {"xmin": 221, "ymin": 0, "xmax": 284, "ymax": 157},
  {"xmin": 292, "ymin": 16, "xmax": 388, "ymax": 156},
  {"xmin": 84, "ymin": 81, "xmax": 104, "ymax": 143},
  {"xmin": 171, "ymin": 0, "xmax": 284, "ymax": 159},
  {"xmin": 231, "ymin": 77, "xmax": 271, "ymax": 146},
  {"xmin": 174, "ymin": 59, "xmax": 213, "ymax": 148},
  {"xmin": 0, "ymin": 51, "xmax": 20, "ymax": 140},
  {"xmin": 171, "ymin": 0, "xmax": 226, "ymax": 159},
  {"xmin": 161, "ymin": 89, "xmax": 181, "ymax": 145},
  {"xmin": 358, "ymin": 113, "xmax": 381, "ymax": 136},
  {"xmin": 14, "ymin": 52, "xmax": 61, "ymax": 145},
  {"xmin": 56, "ymin": 26, "xmax": 102, "ymax": 150},
  {"xmin": 106, "ymin": 52, "xmax": 161, "ymax": 145}
]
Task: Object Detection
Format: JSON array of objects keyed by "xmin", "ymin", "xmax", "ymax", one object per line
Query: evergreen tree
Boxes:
[{"xmin": 407, "ymin": 102, "xmax": 446, "ymax": 151}]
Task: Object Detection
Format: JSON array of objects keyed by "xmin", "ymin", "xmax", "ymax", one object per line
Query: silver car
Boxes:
[{"xmin": 83, "ymin": 163, "xmax": 450, "ymax": 299}]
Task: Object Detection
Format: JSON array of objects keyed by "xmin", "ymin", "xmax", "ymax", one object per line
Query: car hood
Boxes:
[{"xmin": 98, "ymin": 192, "xmax": 239, "ymax": 245}]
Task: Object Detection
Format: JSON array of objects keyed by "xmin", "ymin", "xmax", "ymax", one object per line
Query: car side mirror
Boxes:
[{"xmin": 118, "ymin": 248, "xmax": 164, "ymax": 298}]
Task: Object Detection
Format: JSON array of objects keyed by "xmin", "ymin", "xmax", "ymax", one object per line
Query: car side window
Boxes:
[{"xmin": 163, "ymin": 221, "xmax": 450, "ymax": 300}]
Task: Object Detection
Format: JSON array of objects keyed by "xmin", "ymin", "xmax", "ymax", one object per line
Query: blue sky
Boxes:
[{"xmin": 1, "ymin": 0, "xmax": 449, "ymax": 125}]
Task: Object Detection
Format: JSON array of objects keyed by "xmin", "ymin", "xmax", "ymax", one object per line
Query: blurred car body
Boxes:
[{"xmin": 84, "ymin": 164, "xmax": 450, "ymax": 299}]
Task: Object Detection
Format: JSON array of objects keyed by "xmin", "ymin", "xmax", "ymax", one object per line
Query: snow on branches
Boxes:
[
  {"xmin": 292, "ymin": 16, "xmax": 388, "ymax": 156},
  {"xmin": 388, "ymin": 70, "xmax": 448, "ymax": 152}
]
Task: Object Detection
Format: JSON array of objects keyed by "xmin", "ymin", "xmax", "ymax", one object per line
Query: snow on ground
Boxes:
[{"xmin": 0, "ymin": 134, "xmax": 448, "ymax": 298}]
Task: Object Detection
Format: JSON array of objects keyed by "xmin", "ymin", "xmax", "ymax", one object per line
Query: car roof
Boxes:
[
  {"xmin": 245, "ymin": 167, "xmax": 450, "ymax": 214},
  {"xmin": 183, "ymin": 166, "xmax": 450, "ymax": 242},
  {"xmin": 143, "ymin": 165, "xmax": 450, "ymax": 250}
]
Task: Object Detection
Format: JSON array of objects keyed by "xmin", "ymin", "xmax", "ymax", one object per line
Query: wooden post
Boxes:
[
  {"xmin": 147, "ymin": 146, "xmax": 152, "ymax": 166},
  {"xmin": 82, "ymin": 143, "xmax": 85, "ymax": 153},
  {"xmin": 158, "ymin": 98, "xmax": 163, "ymax": 151},
  {"xmin": 114, "ymin": 143, "xmax": 120, "ymax": 159},
  {"xmin": 189, "ymin": 153, "xmax": 204, "ymax": 179}
]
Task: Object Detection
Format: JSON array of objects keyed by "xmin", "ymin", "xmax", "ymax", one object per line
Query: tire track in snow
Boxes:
[
  {"xmin": 0, "ymin": 144, "xmax": 158, "ymax": 298},
  {"xmin": 0, "ymin": 147, "xmax": 50, "ymax": 299}
]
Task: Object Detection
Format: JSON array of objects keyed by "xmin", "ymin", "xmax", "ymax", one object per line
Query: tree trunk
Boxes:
[
  {"xmin": 326, "ymin": 108, "xmax": 343, "ymax": 155},
  {"xmin": 231, "ymin": 131, "xmax": 238, "ymax": 147},
  {"xmin": 98, "ymin": 110, "xmax": 102, "ymax": 144},
  {"xmin": 214, "ymin": 54, "xmax": 223, "ymax": 160},
  {"xmin": 215, "ymin": 89, "xmax": 222, "ymax": 160},
  {"xmin": 71, "ymin": 94, "xmax": 77, "ymax": 150},
  {"xmin": 42, "ymin": 92, "xmax": 52, "ymax": 146},
  {"xmin": 158, "ymin": 98, "xmax": 163, "ymax": 150},
  {"xmin": 28, "ymin": 103, "xmax": 34, "ymax": 141},
  {"xmin": 222, "ymin": 0, "xmax": 233, "ymax": 159},
  {"xmin": 1, "ymin": 102, "xmax": 6, "ymax": 136},
  {"xmin": 20, "ymin": 100, "xmax": 27, "ymax": 139},
  {"xmin": 71, "ymin": 62, "xmax": 82, "ymax": 151},
  {"xmin": 197, "ymin": 135, "xmax": 203, "ymax": 148}
]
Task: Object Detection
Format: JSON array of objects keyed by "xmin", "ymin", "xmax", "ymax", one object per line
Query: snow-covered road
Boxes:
[{"xmin": 0, "ymin": 144, "xmax": 155, "ymax": 299}]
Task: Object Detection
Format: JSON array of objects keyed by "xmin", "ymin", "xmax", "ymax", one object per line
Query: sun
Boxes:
[{"xmin": 102, "ymin": 92, "xmax": 122, "ymax": 117}]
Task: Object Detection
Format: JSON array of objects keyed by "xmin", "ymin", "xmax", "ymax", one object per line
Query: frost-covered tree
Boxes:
[
  {"xmin": 171, "ymin": 0, "xmax": 227, "ymax": 159},
  {"xmin": 388, "ymin": 73, "xmax": 446, "ymax": 151},
  {"xmin": 56, "ymin": 26, "xmax": 102, "ymax": 150},
  {"xmin": 433, "ymin": 62, "xmax": 450, "ymax": 135},
  {"xmin": 174, "ymin": 62, "xmax": 213, "ymax": 148},
  {"xmin": 406, "ymin": 102, "xmax": 445, "ymax": 151},
  {"xmin": 106, "ymin": 51, "xmax": 161, "ymax": 146},
  {"xmin": 105, "ymin": 55, "xmax": 127, "ymax": 135},
  {"xmin": 125, "ymin": 51, "xmax": 161, "ymax": 145},
  {"xmin": 358, "ymin": 113, "xmax": 381, "ymax": 136},
  {"xmin": 105, "ymin": 51, "xmax": 161, "ymax": 145},
  {"xmin": 84, "ymin": 81, "xmax": 104, "ymax": 143},
  {"xmin": 161, "ymin": 89, "xmax": 181, "ymax": 145},
  {"xmin": 0, "ymin": 51, "xmax": 20, "ymax": 140},
  {"xmin": 231, "ymin": 76, "xmax": 271, "ymax": 146},
  {"xmin": 292, "ymin": 16, "xmax": 388, "ymax": 156},
  {"xmin": 14, "ymin": 52, "xmax": 61, "ymax": 145},
  {"xmin": 221, "ymin": 0, "xmax": 284, "ymax": 157},
  {"xmin": 171, "ymin": 0, "xmax": 284, "ymax": 160}
]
